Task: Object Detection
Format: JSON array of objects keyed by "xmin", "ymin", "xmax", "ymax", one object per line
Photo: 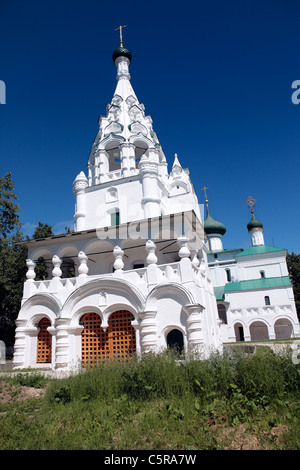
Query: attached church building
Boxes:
[{"xmin": 13, "ymin": 42, "xmax": 300, "ymax": 372}]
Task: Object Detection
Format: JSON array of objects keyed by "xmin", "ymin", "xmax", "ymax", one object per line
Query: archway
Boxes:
[
  {"xmin": 250, "ymin": 321, "xmax": 269, "ymax": 341},
  {"xmin": 234, "ymin": 322, "xmax": 244, "ymax": 342},
  {"xmin": 36, "ymin": 317, "xmax": 52, "ymax": 363},
  {"xmin": 274, "ymin": 318, "xmax": 293, "ymax": 339},
  {"xmin": 167, "ymin": 329, "xmax": 184, "ymax": 355},
  {"xmin": 80, "ymin": 310, "xmax": 136, "ymax": 364}
]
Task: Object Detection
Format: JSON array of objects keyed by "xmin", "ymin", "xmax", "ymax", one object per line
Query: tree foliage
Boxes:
[
  {"xmin": 0, "ymin": 173, "xmax": 21, "ymax": 238},
  {"xmin": 287, "ymin": 252, "xmax": 300, "ymax": 320},
  {"xmin": 0, "ymin": 173, "xmax": 26, "ymax": 346},
  {"xmin": 32, "ymin": 221, "xmax": 54, "ymax": 240},
  {"xmin": 32, "ymin": 222, "xmax": 54, "ymax": 280}
]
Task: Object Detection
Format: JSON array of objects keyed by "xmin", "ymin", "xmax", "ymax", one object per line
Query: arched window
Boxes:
[
  {"xmin": 260, "ymin": 270, "xmax": 266, "ymax": 279},
  {"xmin": 167, "ymin": 329, "xmax": 184, "ymax": 355},
  {"xmin": 105, "ymin": 142, "xmax": 121, "ymax": 172},
  {"xmin": 264, "ymin": 296, "xmax": 271, "ymax": 306},
  {"xmin": 217, "ymin": 304, "xmax": 227, "ymax": 324},
  {"xmin": 106, "ymin": 187, "xmax": 118, "ymax": 203},
  {"xmin": 225, "ymin": 268, "xmax": 231, "ymax": 282},
  {"xmin": 111, "ymin": 211, "xmax": 120, "ymax": 226}
]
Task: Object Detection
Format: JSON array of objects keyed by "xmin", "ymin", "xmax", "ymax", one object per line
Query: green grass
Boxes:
[{"xmin": 1, "ymin": 349, "xmax": 300, "ymax": 450}]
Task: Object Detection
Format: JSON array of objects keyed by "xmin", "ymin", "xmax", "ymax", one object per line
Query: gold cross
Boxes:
[
  {"xmin": 115, "ymin": 25, "xmax": 127, "ymax": 47},
  {"xmin": 245, "ymin": 195, "xmax": 256, "ymax": 214},
  {"xmin": 201, "ymin": 186, "xmax": 209, "ymax": 202}
]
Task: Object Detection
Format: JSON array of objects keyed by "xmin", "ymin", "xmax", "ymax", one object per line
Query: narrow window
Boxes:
[
  {"xmin": 225, "ymin": 268, "xmax": 231, "ymax": 282},
  {"xmin": 260, "ymin": 270, "xmax": 265, "ymax": 279},
  {"xmin": 111, "ymin": 211, "xmax": 120, "ymax": 226},
  {"xmin": 217, "ymin": 304, "xmax": 227, "ymax": 324},
  {"xmin": 264, "ymin": 296, "xmax": 270, "ymax": 306}
]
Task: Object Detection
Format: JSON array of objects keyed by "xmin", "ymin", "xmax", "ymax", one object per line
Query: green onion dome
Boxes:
[
  {"xmin": 112, "ymin": 46, "xmax": 132, "ymax": 64},
  {"xmin": 247, "ymin": 214, "xmax": 263, "ymax": 231},
  {"xmin": 204, "ymin": 209, "xmax": 226, "ymax": 236}
]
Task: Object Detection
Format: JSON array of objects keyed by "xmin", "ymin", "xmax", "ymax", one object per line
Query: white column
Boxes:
[
  {"xmin": 145, "ymin": 240, "xmax": 157, "ymax": 265},
  {"xmin": 178, "ymin": 236, "xmax": 190, "ymax": 259},
  {"xmin": 98, "ymin": 149, "xmax": 109, "ymax": 183},
  {"xmin": 139, "ymin": 311, "xmax": 157, "ymax": 353},
  {"xmin": 113, "ymin": 246, "xmax": 124, "ymax": 273},
  {"xmin": 54, "ymin": 318, "xmax": 70, "ymax": 370},
  {"xmin": 191, "ymin": 249, "xmax": 200, "ymax": 268},
  {"xmin": 26, "ymin": 259, "xmax": 36, "ymax": 281},
  {"xmin": 73, "ymin": 171, "xmax": 88, "ymax": 232},
  {"xmin": 78, "ymin": 251, "xmax": 89, "ymax": 277},
  {"xmin": 52, "ymin": 255, "xmax": 62, "ymax": 278},
  {"xmin": 183, "ymin": 304, "xmax": 204, "ymax": 354},
  {"xmin": 145, "ymin": 240, "xmax": 158, "ymax": 287},
  {"xmin": 12, "ymin": 319, "xmax": 27, "ymax": 368},
  {"xmin": 139, "ymin": 158, "xmax": 161, "ymax": 218},
  {"xmin": 120, "ymin": 143, "xmax": 135, "ymax": 177}
]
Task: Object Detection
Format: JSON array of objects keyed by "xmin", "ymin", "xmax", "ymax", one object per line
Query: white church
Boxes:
[{"xmin": 13, "ymin": 39, "xmax": 300, "ymax": 372}]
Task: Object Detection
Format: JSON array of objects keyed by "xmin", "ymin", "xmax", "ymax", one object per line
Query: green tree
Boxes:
[
  {"xmin": 32, "ymin": 221, "xmax": 54, "ymax": 239},
  {"xmin": 0, "ymin": 173, "xmax": 26, "ymax": 346},
  {"xmin": 287, "ymin": 252, "xmax": 300, "ymax": 320},
  {"xmin": 0, "ymin": 173, "xmax": 21, "ymax": 238},
  {"xmin": 32, "ymin": 222, "xmax": 54, "ymax": 280}
]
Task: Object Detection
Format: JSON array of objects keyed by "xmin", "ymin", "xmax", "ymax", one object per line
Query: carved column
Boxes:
[
  {"xmin": 73, "ymin": 171, "xmax": 88, "ymax": 231},
  {"xmin": 52, "ymin": 255, "xmax": 62, "ymax": 278},
  {"xmin": 26, "ymin": 259, "xmax": 36, "ymax": 281},
  {"xmin": 54, "ymin": 318, "xmax": 70, "ymax": 370},
  {"xmin": 145, "ymin": 240, "xmax": 157, "ymax": 265},
  {"xmin": 139, "ymin": 157, "xmax": 161, "ymax": 218},
  {"xmin": 113, "ymin": 246, "xmax": 124, "ymax": 272},
  {"xmin": 78, "ymin": 251, "xmax": 89, "ymax": 277},
  {"xmin": 139, "ymin": 310, "xmax": 157, "ymax": 353},
  {"xmin": 145, "ymin": 240, "xmax": 158, "ymax": 287},
  {"xmin": 183, "ymin": 304, "xmax": 204, "ymax": 354},
  {"xmin": 12, "ymin": 319, "xmax": 27, "ymax": 368}
]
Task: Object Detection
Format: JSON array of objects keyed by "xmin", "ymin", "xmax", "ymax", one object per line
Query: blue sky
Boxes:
[{"xmin": 0, "ymin": 0, "xmax": 299, "ymax": 253}]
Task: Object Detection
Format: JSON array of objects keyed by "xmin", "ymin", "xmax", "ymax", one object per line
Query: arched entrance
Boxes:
[
  {"xmin": 36, "ymin": 317, "xmax": 52, "ymax": 363},
  {"xmin": 234, "ymin": 322, "xmax": 244, "ymax": 342},
  {"xmin": 250, "ymin": 321, "xmax": 269, "ymax": 341},
  {"xmin": 80, "ymin": 310, "xmax": 136, "ymax": 364},
  {"xmin": 167, "ymin": 329, "xmax": 184, "ymax": 355},
  {"xmin": 274, "ymin": 318, "xmax": 293, "ymax": 339}
]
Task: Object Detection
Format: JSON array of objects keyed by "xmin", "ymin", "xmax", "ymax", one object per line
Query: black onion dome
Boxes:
[{"xmin": 112, "ymin": 46, "xmax": 132, "ymax": 63}]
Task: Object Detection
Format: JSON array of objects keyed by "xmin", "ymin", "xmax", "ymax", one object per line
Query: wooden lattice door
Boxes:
[
  {"xmin": 108, "ymin": 310, "xmax": 136, "ymax": 359},
  {"xmin": 80, "ymin": 312, "xmax": 108, "ymax": 365},
  {"xmin": 37, "ymin": 317, "xmax": 52, "ymax": 363},
  {"xmin": 80, "ymin": 310, "xmax": 136, "ymax": 364}
]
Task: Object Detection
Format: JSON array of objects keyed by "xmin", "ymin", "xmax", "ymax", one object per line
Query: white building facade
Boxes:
[
  {"xmin": 204, "ymin": 202, "xmax": 300, "ymax": 343},
  {"xmin": 13, "ymin": 44, "xmax": 299, "ymax": 372}
]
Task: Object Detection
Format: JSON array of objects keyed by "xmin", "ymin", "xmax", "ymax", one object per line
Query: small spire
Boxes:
[
  {"xmin": 245, "ymin": 195, "xmax": 257, "ymax": 215},
  {"xmin": 115, "ymin": 25, "xmax": 127, "ymax": 47},
  {"xmin": 245, "ymin": 196, "xmax": 263, "ymax": 232},
  {"xmin": 172, "ymin": 153, "xmax": 182, "ymax": 168},
  {"xmin": 201, "ymin": 186, "xmax": 209, "ymax": 211}
]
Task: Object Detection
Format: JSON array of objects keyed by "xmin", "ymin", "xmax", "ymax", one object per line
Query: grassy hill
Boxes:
[{"xmin": 0, "ymin": 348, "xmax": 300, "ymax": 450}]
